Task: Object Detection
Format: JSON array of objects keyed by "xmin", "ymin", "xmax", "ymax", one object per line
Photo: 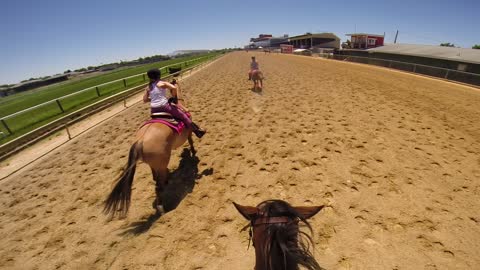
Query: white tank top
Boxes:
[{"xmin": 149, "ymin": 82, "xmax": 168, "ymax": 108}]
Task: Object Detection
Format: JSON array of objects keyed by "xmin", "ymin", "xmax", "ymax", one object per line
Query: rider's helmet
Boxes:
[{"xmin": 147, "ymin": 69, "xmax": 161, "ymax": 81}]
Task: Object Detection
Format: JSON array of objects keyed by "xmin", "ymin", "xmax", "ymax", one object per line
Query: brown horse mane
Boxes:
[{"xmin": 256, "ymin": 200, "xmax": 323, "ymax": 270}]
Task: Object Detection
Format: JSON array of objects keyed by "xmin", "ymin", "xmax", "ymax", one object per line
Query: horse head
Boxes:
[{"xmin": 233, "ymin": 200, "xmax": 324, "ymax": 270}]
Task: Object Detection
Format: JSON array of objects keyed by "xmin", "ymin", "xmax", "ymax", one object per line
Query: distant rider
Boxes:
[{"xmin": 248, "ymin": 56, "xmax": 259, "ymax": 80}]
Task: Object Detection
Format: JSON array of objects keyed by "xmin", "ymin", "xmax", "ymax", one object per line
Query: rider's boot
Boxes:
[{"xmin": 191, "ymin": 122, "xmax": 206, "ymax": 138}]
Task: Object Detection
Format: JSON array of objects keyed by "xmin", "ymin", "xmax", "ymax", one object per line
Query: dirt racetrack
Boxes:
[{"xmin": 0, "ymin": 51, "xmax": 479, "ymax": 269}]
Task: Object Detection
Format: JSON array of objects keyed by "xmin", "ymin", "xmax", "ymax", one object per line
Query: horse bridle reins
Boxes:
[
  {"xmin": 245, "ymin": 211, "xmax": 297, "ymax": 250},
  {"xmin": 253, "ymin": 216, "xmax": 291, "ymax": 226}
]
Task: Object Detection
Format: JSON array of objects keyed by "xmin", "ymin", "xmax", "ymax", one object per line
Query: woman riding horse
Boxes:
[
  {"xmin": 144, "ymin": 69, "xmax": 206, "ymax": 138},
  {"xmin": 103, "ymin": 70, "xmax": 205, "ymax": 217},
  {"xmin": 248, "ymin": 56, "xmax": 259, "ymax": 80},
  {"xmin": 248, "ymin": 56, "xmax": 263, "ymax": 91}
]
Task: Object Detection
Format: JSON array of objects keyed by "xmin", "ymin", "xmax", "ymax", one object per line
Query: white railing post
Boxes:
[
  {"xmin": 1, "ymin": 119, "xmax": 12, "ymax": 135},
  {"xmin": 56, "ymin": 99, "xmax": 65, "ymax": 113},
  {"xmin": 66, "ymin": 126, "xmax": 72, "ymax": 140}
]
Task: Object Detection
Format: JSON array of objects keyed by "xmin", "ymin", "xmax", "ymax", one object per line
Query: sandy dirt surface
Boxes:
[{"xmin": 0, "ymin": 51, "xmax": 479, "ymax": 270}]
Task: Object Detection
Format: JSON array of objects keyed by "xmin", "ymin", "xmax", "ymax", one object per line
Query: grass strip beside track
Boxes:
[
  {"xmin": 0, "ymin": 54, "xmax": 214, "ymax": 117},
  {"xmin": 0, "ymin": 53, "xmax": 220, "ymax": 144}
]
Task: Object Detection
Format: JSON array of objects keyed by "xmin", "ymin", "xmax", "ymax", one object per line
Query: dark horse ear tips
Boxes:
[
  {"xmin": 294, "ymin": 205, "xmax": 325, "ymax": 219},
  {"xmin": 233, "ymin": 202, "xmax": 326, "ymax": 219},
  {"xmin": 233, "ymin": 202, "xmax": 257, "ymax": 220}
]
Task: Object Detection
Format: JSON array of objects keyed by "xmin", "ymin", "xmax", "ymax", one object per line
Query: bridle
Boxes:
[
  {"xmin": 235, "ymin": 201, "xmax": 323, "ymax": 270},
  {"xmin": 245, "ymin": 209, "xmax": 297, "ymax": 249}
]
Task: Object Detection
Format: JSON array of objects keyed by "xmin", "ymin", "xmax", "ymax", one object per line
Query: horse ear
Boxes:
[
  {"xmin": 294, "ymin": 205, "xmax": 325, "ymax": 219},
  {"xmin": 233, "ymin": 202, "xmax": 257, "ymax": 221}
]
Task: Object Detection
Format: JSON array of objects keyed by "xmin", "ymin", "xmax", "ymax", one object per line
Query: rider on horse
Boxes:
[
  {"xmin": 248, "ymin": 56, "xmax": 259, "ymax": 80},
  {"xmin": 143, "ymin": 69, "xmax": 206, "ymax": 138}
]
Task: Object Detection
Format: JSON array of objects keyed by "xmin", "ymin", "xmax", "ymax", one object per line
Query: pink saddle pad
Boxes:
[{"xmin": 141, "ymin": 119, "xmax": 186, "ymax": 134}]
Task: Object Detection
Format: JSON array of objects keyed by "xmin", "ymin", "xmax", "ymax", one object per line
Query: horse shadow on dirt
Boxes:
[
  {"xmin": 251, "ymin": 87, "xmax": 263, "ymax": 95},
  {"xmin": 120, "ymin": 148, "xmax": 213, "ymax": 235}
]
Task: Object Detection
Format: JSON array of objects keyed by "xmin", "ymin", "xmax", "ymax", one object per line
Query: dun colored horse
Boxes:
[
  {"xmin": 234, "ymin": 200, "xmax": 324, "ymax": 270},
  {"xmin": 104, "ymin": 117, "xmax": 195, "ymax": 218},
  {"xmin": 251, "ymin": 70, "xmax": 264, "ymax": 92}
]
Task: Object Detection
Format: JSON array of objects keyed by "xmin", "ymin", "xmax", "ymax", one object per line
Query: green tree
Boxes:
[
  {"xmin": 473, "ymin": 44, "xmax": 480, "ymax": 49},
  {"xmin": 21, "ymin": 78, "xmax": 36, "ymax": 83},
  {"xmin": 440, "ymin": 43, "xmax": 455, "ymax": 47}
]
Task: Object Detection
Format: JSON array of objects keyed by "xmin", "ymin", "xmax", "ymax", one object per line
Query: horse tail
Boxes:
[{"xmin": 103, "ymin": 141, "xmax": 143, "ymax": 217}]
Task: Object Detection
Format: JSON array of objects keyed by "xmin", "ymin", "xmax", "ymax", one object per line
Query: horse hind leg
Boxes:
[
  {"xmin": 188, "ymin": 134, "xmax": 196, "ymax": 155},
  {"xmin": 151, "ymin": 168, "xmax": 169, "ymax": 215}
]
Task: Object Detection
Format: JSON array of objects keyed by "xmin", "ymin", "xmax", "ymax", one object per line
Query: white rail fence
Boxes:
[
  {"xmin": 0, "ymin": 54, "xmax": 217, "ymax": 138},
  {"xmin": 0, "ymin": 53, "xmax": 223, "ymax": 161},
  {"xmin": 316, "ymin": 53, "xmax": 480, "ymax": 87}
]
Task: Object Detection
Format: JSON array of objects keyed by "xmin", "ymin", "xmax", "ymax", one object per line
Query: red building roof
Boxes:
[{"xmin": 346, "ymin": 33, "xmax": 384, "ymax": 37}]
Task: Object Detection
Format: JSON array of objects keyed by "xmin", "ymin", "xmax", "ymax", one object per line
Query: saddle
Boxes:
[
  {"xmin": 151, "ymin": 112, "xmax": 179, "ymax": 125},
  {"xmin": 143, "ymin": 110, "xmax": 191, "ymax": 134}
]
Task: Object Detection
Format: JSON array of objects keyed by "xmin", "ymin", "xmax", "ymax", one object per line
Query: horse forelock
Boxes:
[
  {"xmin": 256, "ymin": 200, "xmax": 300, "ymax": 220},
  {"xmin": 260, "ymin": 221, "xmax": 299, "ymax": 270},
  {"xmin": 253, "ymin": 200, "xmax": 322, "ymax": 270}
]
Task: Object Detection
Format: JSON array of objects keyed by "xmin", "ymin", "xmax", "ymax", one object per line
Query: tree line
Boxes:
[
  {"xmin": 63, "ymin": 54, "xmax": 171, "ymax": 74},
  {"xmin": 440, "ymin": 43, "xmax": 480, "ymax": 49}
]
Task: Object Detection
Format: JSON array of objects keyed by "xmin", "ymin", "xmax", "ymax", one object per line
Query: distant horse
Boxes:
[
  {"xmin": 234, "ymin": 200, "xmax": 324, "ymax": 270},
  {"xmin": 251, "ymin": 70, "xmax": 264, "ymax": 92},
  {"xmin": 104, "ymin": 112, "xmax": 195, "ymax": 218},
  {"xmin": 264, "ymin": 49, "xmax": 271, "ymax": 54}
]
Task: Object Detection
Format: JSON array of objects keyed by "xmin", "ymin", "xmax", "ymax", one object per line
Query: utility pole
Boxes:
[{"xmin": 394, "ymin": 30, "xmax": 399, "ymax": 44}]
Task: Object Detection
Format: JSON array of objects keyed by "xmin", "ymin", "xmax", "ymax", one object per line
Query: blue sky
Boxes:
[{"xmin": 0, "ymin": 0, "xmax": 478, "ymax": 85}]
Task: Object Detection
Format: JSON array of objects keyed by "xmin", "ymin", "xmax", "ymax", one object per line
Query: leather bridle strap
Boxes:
[{"xmin": 253, "ymin": 216, "xmax": 291, "ymax": 226}]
